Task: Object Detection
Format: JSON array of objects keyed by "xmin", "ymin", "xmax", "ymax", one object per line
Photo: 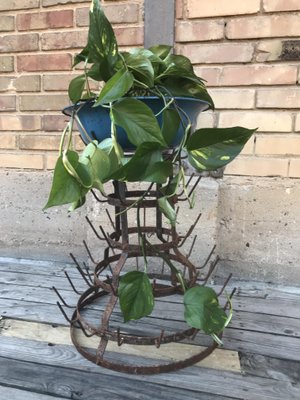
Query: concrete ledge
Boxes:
[{"xmin": 1, "ymin": 170, "xmax": 299, "ymax": 284}]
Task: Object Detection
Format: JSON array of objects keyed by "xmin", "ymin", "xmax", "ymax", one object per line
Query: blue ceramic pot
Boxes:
[{"xmin": 63, "ymin": 97, "xmax": 210, "ymax": 149}]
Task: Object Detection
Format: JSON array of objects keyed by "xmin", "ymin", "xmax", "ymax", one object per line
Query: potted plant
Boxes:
[{"xmin": 45, "ymin": 0, "xmax": 255, "ymax": 349}]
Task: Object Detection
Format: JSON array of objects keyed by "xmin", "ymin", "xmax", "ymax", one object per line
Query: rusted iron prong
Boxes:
[
  {"xmin": 83, "ymin": 240, "xmax": 99, "ymax": 265},
  {"xmin": 179, "ymin": 212, "xmax": 202, "ymax": 247},
  {"xmin": 70, "ymin": 253, "xmax": 93, "ymax": 288},
  {"xmin": 191, "ymin": 329, "xmax": 199, "ymax": 341},
  {"xmin": 188, "ymin": 175, "xmax": 202, "ymax": 198},
  {"xmin": 76, "ymin": 319, "xmax": 97, "ymax": 338},
  {"xmin": 187, "ymin": 235, "xmax": 197, "ymax": 260},
  {"xmin": 99, "ymin": 226, "xmax": 116, "ymax": 255},
  {"xmin": 177, "ymin": 173, "xmax": 195, "ymax": 197},
  {"xmin": 52, "ymin": 286, "xmax": 73, "ymax": 308},
  {"xmin": 217, "ymin": 273, "xmax": 233, "ymax": 296},
  {"xmin": 197, "ymin": 245, "xmax": 217, "ymax": 270},
  {"xmin": 155, "ymin": 329, "xmax": 165, "ymax": 348},
  {"xmin": 200, "ymin": 256, "xmax": 220, "ymax": 285},
  {"xmin": 117, "ymin": 328, "xmax": 124, "ymax": 346},
  {"xmin": 64, "ymin": 271, "xmax": 82, "ymax": 295},
  {"xmin": 82, "ymin": 262, "xmax": 93, "ymax": 284},
  {"xmin": 56, "ymin": 301, "xmax": 74, "ymax": 324},
  {"xmin": 86, "ymin": 216, "xmax": 105, "ymax": 240},
  {"xmin": 105, "ymin": 208, "xmax": 116, "ymax": 230},
  {"xmin": 91, "ymin": 188, "xmax": 107, "ymax": 203}
]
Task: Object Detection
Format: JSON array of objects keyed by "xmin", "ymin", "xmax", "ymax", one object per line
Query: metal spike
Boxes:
[
  {"xmin": 70, "ymin": 253, "xmax": 93, "ymax": 288},
  {"xmin": 64, "ymin": 271, "xmax": 82, "ymax": 295},
  {"xmin": 86, "ymin": 216, "xmax": 105, "ymax": 240},
  {"xmin": 197, "ymin": 245, "xmax": 216, "ymax": 270},
  {"xmin": 52, "ymin": 286, "xmax": 73, "ymax": 308}
]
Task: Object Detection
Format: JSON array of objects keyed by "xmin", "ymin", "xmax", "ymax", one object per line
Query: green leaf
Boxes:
[
  {"xmin": 73, "ymin": 46, "xmax": 90, "ymax": 67},
  {"xmin": 111, "ymin": 98, "xmax": 167, "ymax": 147},
  {"xmin": 44, "ymin": 152, "xmax": 82, "ymax": 209},
  {"xmin": 88, "ymin": 0, "xmax": 119, "ymax": 79},
  {"xmin": 94, "ymin": 69, "xmax": 134, "ymax": 106},
  {"xmin": 118, "ymin": 271, "xmax": 154, "ymax": 322},
  {"xmin": 124, "ymin": 53, "xmax": 154, "ymax": 88},
  {"xmin": 98, "ymin": 138, "xmax": 122, "ymax": 178},
  {"xmin": 184, "ymin": 286, "xmax": 228, "ymax": 335},
  {"xmin": 148, "ymin": 45, "xmax": 172, "ymax": 60},
  {"xmin": 162, "ymin": 78, "xmax": 214, "ymax": 109},
  {"xmin": 111, "ymin": 142, "xmax": 170, "ymax": 184},
  {"xmin": 158, "ymin": 196, "xmax": 176, "ymax": 226},
  {"xmin": 161, "ymin": 108, "xmax": 181, "ymax": 146},
  {"xmin": 186, "ymin": 127, "xmax": 256, "ymax": 171},
  {"xmin": 87, "ymin": 63, "xmax": 103, "ymax": 81},
  {"xmin": 164, "ymin": 54, "xmax": 195, "ymax": 73},
  {"xmin": 68, "ymin": 75, "xmax": 86, "ymax": 103},
  {"xmin": 80, "ymin": 141, "xmax": 111, "ymax": 185}
]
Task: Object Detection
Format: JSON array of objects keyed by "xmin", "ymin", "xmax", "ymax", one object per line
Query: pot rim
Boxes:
[{"xmin": 62, "ymin": 96, "xmax": 210, "ymax": 117}]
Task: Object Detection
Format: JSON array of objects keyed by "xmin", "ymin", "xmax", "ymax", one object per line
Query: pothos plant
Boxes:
[{"xmin": 45, "ymin": 0, "xmax": 255, "ymax": 344}]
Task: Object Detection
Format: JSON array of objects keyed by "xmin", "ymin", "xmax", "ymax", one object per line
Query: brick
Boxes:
[
  {"xmin": 226, "ymin": 15, "xmax": 300, "ymax": 39},
  {"xmin": 0, "ymin": 0, "xmax": 39, "ymax": 11},
  {"xmin": 42, "ymin": 0, "xmax": 86, "ymax": 6},
  {"xmin": 178, "ymin": 43, "xmax": 254, "ymax": 64},
  {"xmin": 76, "ymin": 4, "xmax": 139, "ymax": 26},
  {"xmin": 14, "ymin": 75, "xmax": 41, "ymax": 92},
  {"xmin": 209, "ymin": 89, "xmax": 255, "ymax": 109},
  {"xmin": 0, "ymin": 34, "xmax": 39, "ymax": 53},
  {"xmin": 0, "ymin": 133, "xmax": 16, "ymax": 149},
  {"xmin": 0, "ymin": 76, "xmax": 13, "ymax": 92},
  {"xmin": 289, "ymin": 159, "xmax": 300, "ymax": 178},
  {"xmin": 0, "ymin": 96, "xmax": 16, "ymax": 111},
  {"xmin": 0, "ymin": 115, "xmax": 41, "ymax": 131},
  {"xmin": 20, "ymin": 94, "xmax": 69, "ymax": 111},
  {"xmin": 176, "ymin": 0, "xmax": 184, "ymax": 19},
  {"xmin": 74, "ymin": 133, "xmax": 85, "ymax": 151},
  {"xmin": 219, "ymin": 111, "xmax": 293, "ymax": 132},
  {"xmin": 225, "ymin": 157, "xmax": 289, "ymax": 177},
  {"xmin": 17, "ymin": 54, "xmax": 72, "ymax": 72},
  {"xmin": 0, "ymin": 56, "xmax": 14, "ymax": 73},
  {"xmin": 187, "ymin": 0, "xmax": 260, "ymax": 18},
  {"xmin": 263, "ymin": 0, "xmax": 300, "ymax": 12},
  {"xmin": 176, "ymin": 20, "xmax": 224, "ymax": 42},
  {"xmin": 295, "ymin": 114, "xmax": 300, "ymax": 132},
  {"xmin": 114, "ymin": 26, "xmax": 143, "ymax": 46},
  {"xmin": 17, "ymin": 10, "xmax": 73, "ymax": 31},
  {"xmin": 42, "ymin": 114, "xmax": 70, "ymax": 131},
  {"xmin": 220, "ymin": 65, "xmax": 298, "ymax": 86},
  {"xmin": 241, "ymin": 136, "xmax": 255, "ymax": 155},
  {"xmin": 0, "ymin": 16, "xmax": 15, "ymax": 32},
  {"xmin": 46, "ymin": 152, "xmax": 58, "ymax": 169},
  {"xmin": 196, "ymin": 110, "xmax": 215, "ymax": 128},
  {"xmin": 256, "ymin": 136, "xmax": 300, "ymax": 156},
  {"xmin": 256, "ymin": 40, "xmax": 286, "ymax": 62},
  {"xmin": 0, "ymin": 75, "xmax": 41, "ymax": 92},
  {"xmin": 0, "ymin": 153, "xmax": 44, "ymax": 169},
  {"xmin": 257, "ymin": 89, "xmax": 300, "ymax": 109},
  {"xmin": 43, "ymin": 74, "xmax": 72, "ymax": 91},
  {"xmin": 194, "ymin": 67, "xmax": 221, "ymax": 86},
  {"xmin": 41, "ymin": 31, "xmax": 87, "ymax": 50},
  {"xmin": 19, "ymin": 135, "xmax": 61, "ymax": 150}
]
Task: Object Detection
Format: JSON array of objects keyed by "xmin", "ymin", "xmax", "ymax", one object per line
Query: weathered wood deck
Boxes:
[{"xmin": 0, "ymin": 258, "xmax": 299, "ymax": 400}]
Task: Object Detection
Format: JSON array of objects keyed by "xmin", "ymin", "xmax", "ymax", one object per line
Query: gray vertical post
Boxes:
[{"xmin": 144, "ymin": 0, "xmax": 175, "ymax": 49}]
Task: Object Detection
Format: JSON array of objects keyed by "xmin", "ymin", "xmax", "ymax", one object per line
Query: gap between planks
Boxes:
[{"xmin": 0, "ymin": 317, "xmax": 240, "ymax": 373}]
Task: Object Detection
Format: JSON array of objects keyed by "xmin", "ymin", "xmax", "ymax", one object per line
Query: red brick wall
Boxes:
[
  {"xmin": 0, "ymin": 0, "xmax": 143, "ymax": 170},
  {"xmin": 176, "ymin": 0, "xmax": 300, "ymax": 178}
]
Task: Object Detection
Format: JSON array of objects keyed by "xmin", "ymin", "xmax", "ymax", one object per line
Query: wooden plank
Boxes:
[
  {"xmin": 0, "ymin": 356, "xmax": 236, "ymax": 400},
  {"xmin": 1, "ymin": 295, "xmax": 300, "ymax": 362},
  {"xmin": 0, "ymin": 386, "xmax": 67, "ymax": 400},
  {"xmin": 240, "ymin": 353, "xmax": 300, "ymax": 385},
  {"xmin": 0, "ymin": 318, "xmax": 240, "ymax": 372}
]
